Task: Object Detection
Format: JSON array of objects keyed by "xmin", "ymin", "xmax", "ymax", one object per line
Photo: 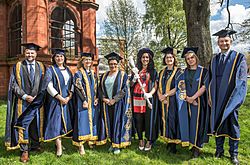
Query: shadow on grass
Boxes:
[
  {"xmin": 127, "ymin": 139, "xmax": 192, "ymax": 164},
  {"xmin": 0, "ymin": 100, "xmax": 7, "ymax": 106}
]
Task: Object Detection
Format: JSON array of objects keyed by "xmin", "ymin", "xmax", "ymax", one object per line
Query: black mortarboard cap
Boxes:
[
  {"xmin": 161, "ymin": 47, "xmax": 181, "ymax": 55},
  {"xmin": 137, "ymin": 48, "xmax": 154, "ymax": 58},
  {"xmin": 51, "ymin": 48, "xmax": 68, "ymax": 56},
  {"xmin": 80, "ymin": 52, "xmax": 93, "ymax": 58},
  {"xmin": 181, "ymin": 47, "xmax": 199, "ymax": 58},
  {"xmin": 212, "ymin": 29, "xmax": 237, "ymax": 38},
  {"xmin": 104, "ymin": 52, "xmax": 123, "ymax": 61},
  {"xmin": 21, "ymin": 43, "xmax": 41, "ymax": 51}
]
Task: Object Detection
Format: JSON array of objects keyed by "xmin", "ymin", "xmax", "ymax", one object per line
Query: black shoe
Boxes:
[
  {"xmin": 30, "ymin": 146, "xmax": 43, "ymax": 152},
  {"xmin": 169, "ymin": 144, "xmax": 177, "ymax": 154},
  {"xmin": 215, "ymin": 151, "xmax": 224, "ymax": 158},
  {"xmin": 192, "ymin": 147, "xmax": 200, "ymax": 158},
  {"xmin": 231, "ymin": 156, "xmax": 239, "ymax": 165},
  {"xmin": 166, "ymin": 144, "xmax": 170, "ymax": 150}
]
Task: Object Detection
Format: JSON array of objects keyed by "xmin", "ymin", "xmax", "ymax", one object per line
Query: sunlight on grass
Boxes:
[{"xmin": 0, "ymin": 83, "xmax": 249, "ymax": 164}]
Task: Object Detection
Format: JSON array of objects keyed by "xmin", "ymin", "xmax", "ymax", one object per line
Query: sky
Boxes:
[{"xmin": 95, "ymin": 0, "xmax": 250, "ymax": 53}]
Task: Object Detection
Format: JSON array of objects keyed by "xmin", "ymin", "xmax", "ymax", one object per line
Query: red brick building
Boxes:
[{"xmin": 0, "ymin": 0, "xmax": 99, "ymax": 99}]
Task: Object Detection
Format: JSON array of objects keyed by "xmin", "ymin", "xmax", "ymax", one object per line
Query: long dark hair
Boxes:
[{"xmin": 137, "ymin": 53, "xmax": 155, "ymax": 81}]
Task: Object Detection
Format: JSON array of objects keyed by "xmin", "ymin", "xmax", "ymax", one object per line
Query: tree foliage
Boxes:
[
  {"xmin": 101, "ymin": 0, "xmax": 142, "ymax": 67},
  {"xmin": 143, "ymin": 0, "xmax": 186, "ymax": 48},
  {"xmin": 238, "ymin": 18, "xmax": 250, "ymax": 43},
  {"xmin": 143, "ymin": 0, "xmax": 186, "ymax": 70}
]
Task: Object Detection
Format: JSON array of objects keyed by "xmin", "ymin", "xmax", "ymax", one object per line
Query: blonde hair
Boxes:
[
  {"xmin": 184, "ymin": 52, "xmax": 199, "ymax": 69},
  {"xmin": 163, "ymin": 53, "xmax": 178, "ymax": 66},
  {"xmin": 77, "ymin": 57, "xmax": 91, "ymax": 69}
]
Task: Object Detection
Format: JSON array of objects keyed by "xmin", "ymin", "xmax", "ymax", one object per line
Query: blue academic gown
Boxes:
[
  {"xmin": 208, "ymin": 50, "xmax": 248, "ymax": 140},
  {"xmin": 130, "ymin": 69, "xmax": 159, "ymax": 143},
  {"xmin": 43, "ymin": 65, "xmax": 73, "ymax": 141},
  {"xmin": 98, "ymin": 71, "xmax": 132, "ymax": 148},
  {"xmin": 158, "ymin": 67, "xmax": 181, "ymax": 144},
  {"xmin": 184, "ymin": 66, "xmax": 209, "ymax": 149},
  {"xmin": 5, "ymin": 60, "xmax": 45, "ymax": 150},
  {"xmin": 72, "ymin": 68, "xmax": 100, "ymax": 146},
  {"xmin": 15, "ymin": 65, "xmax": 73, "ymax": 142},
  {"xmin": 175, "ymin": 69, "xmax": 190, "ymax": 147}
]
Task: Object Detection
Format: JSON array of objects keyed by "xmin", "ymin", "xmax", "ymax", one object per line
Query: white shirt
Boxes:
[
  {"xmin": 21, "ymin": 60, "xmax": 36, "ymax": 100},
  {"xmin": 47, "ymin": 69, "xmax": 74, "ymax": 97},
  {"xmin": 26, "ymin": 60, "xmax": 36, "ymax": 74},
  {"xmin": 220, "ymin": 49, "xmax": 231, "ymax": 62}
]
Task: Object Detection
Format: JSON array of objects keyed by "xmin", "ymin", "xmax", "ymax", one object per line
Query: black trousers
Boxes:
[
  {"xmin": 134, "ymin": 113, "xmax": 148, "ymax": 141},
  {"xmin": 20, "ymin": 117, "xmax": 40, "ymax": 152},
  {"xmin": 108, "ymin": 105, "xmax": 115, "ymax": 142}
]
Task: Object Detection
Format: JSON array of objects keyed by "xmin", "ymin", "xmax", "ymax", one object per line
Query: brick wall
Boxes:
[{"xmin": 0, "ymin": 0, "xmax": 98, "ymax": 99}]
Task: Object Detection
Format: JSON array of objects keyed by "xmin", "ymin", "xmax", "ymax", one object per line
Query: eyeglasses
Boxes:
[
  {"xmin": 84, "ymin": 58, "xmax": 92, "ymax": 61},
  {"xmin": 109, "ymin": 63, "xmax": 118, "ymax": 66}
]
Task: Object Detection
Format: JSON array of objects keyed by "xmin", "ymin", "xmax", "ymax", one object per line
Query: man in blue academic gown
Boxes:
[
  {"xmin": 208, "ymin": 29, "xmax": 248, "ymax": 165},
  {"xmin": 5, "ymin": 43, "xmax": 45, "ymax": 163}
]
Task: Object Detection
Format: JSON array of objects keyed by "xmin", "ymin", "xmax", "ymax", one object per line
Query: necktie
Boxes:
[
  {"xmin": 29, "ymin": 64, "xmax": 34, "ymax": 85},
  {"xmin": 219, "ymin": 54, "xmax": 225, "ymax": 66}
]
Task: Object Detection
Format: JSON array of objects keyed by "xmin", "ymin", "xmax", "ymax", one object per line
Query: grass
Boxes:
[{"xmin": 0, "ymin": 83, "xmax": 249, "ymax": 165}]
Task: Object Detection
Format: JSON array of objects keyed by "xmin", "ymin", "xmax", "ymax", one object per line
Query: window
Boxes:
[
  {"xmin": 50, "ymin": 7, "xmax": 80, "ymax": 58},
  {"xmin": 8, "ymin": 4, "xmax": 22, "ymax": 57}
]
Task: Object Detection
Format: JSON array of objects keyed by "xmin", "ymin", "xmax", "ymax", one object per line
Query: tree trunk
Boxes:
[{"xmin": 183, "ymin": 0, "xmax": 212, "ymax": 67}]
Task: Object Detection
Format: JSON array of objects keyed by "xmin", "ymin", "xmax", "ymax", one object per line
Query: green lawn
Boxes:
[{"xmin": 0, "ymin": 86, "xmax": 249, "ymax": 165}]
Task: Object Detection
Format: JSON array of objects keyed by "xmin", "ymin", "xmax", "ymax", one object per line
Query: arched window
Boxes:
[
  {"xmin": 50, "ymin": 7, "xmax": 80, "ymax": 58},
  {"xmin": 8, "ymin": 4, "xmax": 22, "ymax": 57}
]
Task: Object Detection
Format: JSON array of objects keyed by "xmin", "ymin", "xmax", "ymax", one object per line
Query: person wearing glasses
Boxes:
[
  {"xmin": 99, "ymin": 52, "xmax": 132, "ymax": 154},
  {"xmin": 157, "ymin": 47, "xmax": 182, "ymax": 154},
  {"xmin": 181, "ymin": 47, "xmax": 209, "ymax": 158},
  {"xmin": 130, "ymin": 48, "xmax": 158, "ymax": 151},
  {"xmin": 72, "ymin": 52, "xmax": 99, "ymax": 155}
]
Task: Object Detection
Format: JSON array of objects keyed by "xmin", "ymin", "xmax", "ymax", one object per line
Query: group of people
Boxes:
[{"xmin": 5, "ymin": 29, "xmax": 248, "ymax": 165}]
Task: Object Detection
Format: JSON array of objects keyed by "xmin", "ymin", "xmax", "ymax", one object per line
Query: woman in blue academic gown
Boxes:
[
  {"xmin": 43, "ymin": 49, "xmax": 73, "ymax": 156},
  {"xmin": 14, "ymin": 48, "xmax": 73, "ymax": 157},
  {"xmin": 130, "ymin": 48, "xmax": 158, "ymax": 151},
  {"xmin": 99, "ymin": 52, "xmax": 132, "ymax": 154},
  {"xmin": 72, "ymin": 52, "xmax": 99, "ymax": 155},
  {"xmin": 158, "ymin": 47, "xmax": 182, "ymax": 153},
  {"xmin": 182, "ymin": 47, "xmax": 209, "ymax": 157}
]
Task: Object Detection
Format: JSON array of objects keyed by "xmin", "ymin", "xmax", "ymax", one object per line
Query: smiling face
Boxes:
[
  {"xmin": 218, "ymin": 36, "xmax": 232, "ymax": 52},
  {"xmin": 141, "ymin": 53, "xmax": 150, "ymax": 67},
  {"xmin": 108, "ymin": 59, "xmax": 118, "ymax": 72},
  {"xmin": 54, "ymin": 54, "xmax": 65, "ymax": 66},
  {"xmin": 24, "ymin": 49, "xmax": 37, "ymax": 62},
  {"xmin": 165, "ymin": 53, "xmax": 175, "ymax": 66},
  {"xmin": 185, "ymin": 52, "xmax": 198, "ymax": 68},
  {"xmin": 82, "ymin": 57, "xmax": 92, "ymax": 69}
]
